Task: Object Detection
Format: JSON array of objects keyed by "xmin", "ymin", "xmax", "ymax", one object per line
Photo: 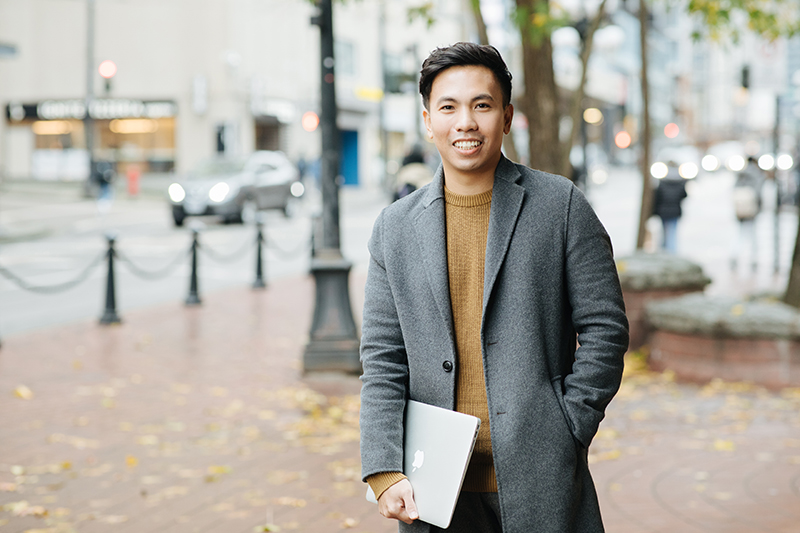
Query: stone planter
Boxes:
[
  {"xmin": 616, "ymin": 252, "xmax": 711, "ymax": 351},
  {"xmin": 646, "ymin": 294, "xmax": 800, "ymax": 389}
]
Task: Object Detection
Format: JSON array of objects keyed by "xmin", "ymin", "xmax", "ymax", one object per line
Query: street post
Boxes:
[{"xmin": 304, "ymin": 0, "xmax": 361, "ymax": 373}]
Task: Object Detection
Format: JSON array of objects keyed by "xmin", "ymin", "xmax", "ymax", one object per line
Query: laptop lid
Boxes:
[{"xmin": 366, "ymin": 400, "xmax": 481, "ymax": 529}]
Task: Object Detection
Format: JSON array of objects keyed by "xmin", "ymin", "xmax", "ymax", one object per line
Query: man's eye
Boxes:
[
  {"xmin": 476, "ymin": 103, "xmax": 490, "ymax": 109},
  {"xmin": 440, "ymin": 105, "xmax": 454, "ymax": 111}
]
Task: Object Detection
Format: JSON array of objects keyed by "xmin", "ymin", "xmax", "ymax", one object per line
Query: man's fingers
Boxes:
[
  {"xmin": 403, "ymin": 493, "xmax": 419, "ymax": 521},
  {"xmin": 377, "ymin": 479, "xmax": 418, "ymax": 524}
]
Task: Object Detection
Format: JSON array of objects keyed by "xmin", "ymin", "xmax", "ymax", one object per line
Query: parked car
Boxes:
[{"xmin": 167, "ymin": 151, "xmax": 303, "ymax": 226}]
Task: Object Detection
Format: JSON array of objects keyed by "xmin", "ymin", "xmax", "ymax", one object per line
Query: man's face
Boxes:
[{"xmin": 423, "ymin": 65, "xmax": 513, "ymax": 184}]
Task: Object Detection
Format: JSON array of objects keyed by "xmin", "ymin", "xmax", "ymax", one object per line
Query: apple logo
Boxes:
[{"xmin": 412, "ymin": 449, "xmax": 425, "ymax": 472}]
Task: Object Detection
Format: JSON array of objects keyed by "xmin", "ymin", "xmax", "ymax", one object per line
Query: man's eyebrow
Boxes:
[{"xmin": 434, "ymin": 93, "xmax": 496, "ymax": 106}]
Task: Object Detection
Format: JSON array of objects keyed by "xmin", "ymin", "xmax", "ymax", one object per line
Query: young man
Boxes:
[{"xmin": 359, "ymin": 42, "xmax": 629, "ymax": 532}]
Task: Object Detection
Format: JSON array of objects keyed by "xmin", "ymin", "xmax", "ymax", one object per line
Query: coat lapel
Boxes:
[
  {"xmin": 483, "ymin": 157, "xmax": 525, "ymax": 315},
  {"xmin": 413, "ymin": 166, "xmax": 455, "ymax": 343}
]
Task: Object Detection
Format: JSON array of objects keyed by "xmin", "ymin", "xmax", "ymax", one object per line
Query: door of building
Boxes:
[{"xmin": 339, "ymin": 129, "xmax": 358, "ymax": 186}]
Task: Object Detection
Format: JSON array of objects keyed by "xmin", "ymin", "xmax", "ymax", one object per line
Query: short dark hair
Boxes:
[{"xmin": 419, "ymin": 42, "xmax": 512, "ymax": 110}]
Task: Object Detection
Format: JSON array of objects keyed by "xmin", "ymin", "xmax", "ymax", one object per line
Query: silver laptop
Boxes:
[{"xmin": 366, "ymin": 400, "xmax": 481, "ymax": 529}]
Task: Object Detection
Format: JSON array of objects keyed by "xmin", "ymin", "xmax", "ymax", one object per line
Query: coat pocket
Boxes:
[{"xmin": 550, "ymin": 376, "xmax": 584, "ymax": 451}]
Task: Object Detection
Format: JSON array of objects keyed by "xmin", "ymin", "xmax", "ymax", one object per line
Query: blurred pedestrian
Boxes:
[
  {"xmin": 393, "ymin": 145, "xmax": 432, "ymax": 201},
  {"xmin": 652, "ymin": 161, "xmax": 687, "ymax": 254},
  {"xmin": 730, "ymin": 156, "xmax": 764, "ymax": 271},
  {"xmin": 360, "ymin": 42, "xmax": 628, "ymax": 532},
  {"xmin": 95, "ymin": 161, "xmax": 116, "ymax": 214}
]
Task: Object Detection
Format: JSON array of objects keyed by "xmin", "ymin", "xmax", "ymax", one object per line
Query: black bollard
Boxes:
[
  {"xmin": 253, "ymin": 221, "xmax": 266, "ymax": 289},
  {"xmin": 99, "ymin": 234, "xmax": 122, "ymax": 324},
  {"xmin": 185, "ymin": 228, "xmax": 201, "ymax": 305}
]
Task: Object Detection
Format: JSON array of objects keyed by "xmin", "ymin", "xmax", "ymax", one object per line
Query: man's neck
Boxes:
[{"xmin": 442, "ymin": 166, "xmax": 496, "ymax": 195}]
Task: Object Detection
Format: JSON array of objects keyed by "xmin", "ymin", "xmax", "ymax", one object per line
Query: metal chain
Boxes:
[
  {"xmin": 198, "ymin": 235, "xmax": 253, "ymax": 263},
  {"xmin": 0, "ymin": 251, "xmax": 106, "ymax": 294},
  {"xmin": 115, "ymin": 247, "xmax": 191, "ymax": 280},
  {"xmin": 265, "ymin": 236, "xmax": 310, "ymax": 259}
]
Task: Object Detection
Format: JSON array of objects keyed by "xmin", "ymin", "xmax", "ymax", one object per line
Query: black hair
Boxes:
[{"xmin": 419, "ymin": 42, "xmax": 512, "ymax": 110}]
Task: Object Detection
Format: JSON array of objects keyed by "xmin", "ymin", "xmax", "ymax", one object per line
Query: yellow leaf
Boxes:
[
  {"xmin": 14, "ymin": 385, "xmax": 33, "ymax": 400},
  {"xmin": 254, "ymin": 524, "xmax": 281, "ymax": 532},
  {"xmin": 72, "ymin": 359, "xmax": 83, "ymax": 370},
  {"xmin": 341, "ymin": 517, "xmax": 359, "ymax": 528},
  {"xmin": 713, "ymin": 439, "xmax": 735, "ymax": 452},
  {"xmin": 61, "ymin": 461, "xmax": 72, "ymax": 470},
  {"xmin": 730, "ymin": 304, "xmax": 745, "ymax": 316},
  {"xmin": 125, "ymin": 455, "xmax": 138, "ymax": 468},
  {"xmin": 207, "ymin": 465, "xmax": 231, "ymax": 475},
  {"xmin": 0, "ymin": 483, "xmax": 17, "ymax": 492}
]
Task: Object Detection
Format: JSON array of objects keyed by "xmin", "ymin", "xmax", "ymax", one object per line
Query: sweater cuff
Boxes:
[{"xmin": 366, "ymin": 471, "xmax": 407, "ymax": 501}]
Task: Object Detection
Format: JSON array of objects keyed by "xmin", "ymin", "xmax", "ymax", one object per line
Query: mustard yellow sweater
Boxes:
[{"xmin": 367, "ymin": 186, "xmax": 496, "ymax": 499}]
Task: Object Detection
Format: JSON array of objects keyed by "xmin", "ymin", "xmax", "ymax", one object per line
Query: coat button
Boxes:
[{"xmin": 442, "ymin": 360, "xmax": 453, "ymax": 372}]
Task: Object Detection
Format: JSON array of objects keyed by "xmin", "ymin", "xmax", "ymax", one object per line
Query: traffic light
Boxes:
[{"xmin": 99, "ymin": 59, "xmax": 116, "ymax": 95}]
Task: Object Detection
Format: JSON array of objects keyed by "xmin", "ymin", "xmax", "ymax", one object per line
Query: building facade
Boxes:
[{"xmin": 0, "ymin": 0, "xmax": 468, "ymax": 186}]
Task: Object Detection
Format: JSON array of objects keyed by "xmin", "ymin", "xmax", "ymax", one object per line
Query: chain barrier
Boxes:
[
  {"xmin": 115, "ymin": 247, "xmax": 191, "ymax": 280},
  {"xmin": 0, "ymin": 252, "xmax": 106, "ymax": 294},
  {"xmin": 198, "ymin": 235, "xmax": 254, "ymax": 263},
  {"xmin": 265, "ymin": 236, "xmax": 310, "ymax": 260}
]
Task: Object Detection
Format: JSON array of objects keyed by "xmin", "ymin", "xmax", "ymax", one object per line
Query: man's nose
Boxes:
[{"xmin": 455, "ymin": 109, "xmax": 478, "ymax": 131}]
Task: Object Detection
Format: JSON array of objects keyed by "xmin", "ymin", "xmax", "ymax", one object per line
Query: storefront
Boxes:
[{"xmin": 4, "ymin": 98, "xmax": 176, "ymax": 179}]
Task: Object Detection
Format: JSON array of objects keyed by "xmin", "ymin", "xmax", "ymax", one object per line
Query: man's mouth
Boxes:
[{"xmin": 453, "ymin": 140, "xmax": 482, "ymax": 150}]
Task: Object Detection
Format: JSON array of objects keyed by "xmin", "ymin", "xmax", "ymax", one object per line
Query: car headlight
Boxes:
[
  {"xmin": 650, "ymin": 162, "xmax": 668, "ymax": 179},
  {"xmin": 290, "ymin": 181, "xmax": 305, "ymax": 198},
  {"xmin": 209, "ymin": 182, "xmax": 231, "ymax": 203},
  {"xmin": 679, "ymin": 162, "xmax": 698, "ymax": 179},
  {"xmin": 701, "ymin": 155, "xmax": 719, "ymax": 172},
  {"xmin": 168, "ymin": 183, "xmax": 186, "ymax": 202}
]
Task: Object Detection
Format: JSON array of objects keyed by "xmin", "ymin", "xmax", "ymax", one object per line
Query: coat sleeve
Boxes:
[
  {"xmin": 359, "ymin": 211, "xmax": 409, "ymax": 481},
  {"xmin": 562, "ymin": 186, "xmax": 629, "ymax": 448}
]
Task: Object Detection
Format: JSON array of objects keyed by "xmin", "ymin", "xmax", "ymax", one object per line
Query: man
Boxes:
[{"xmin": 359, "ymin": 42, "xmax": 629, "ymax": 532}]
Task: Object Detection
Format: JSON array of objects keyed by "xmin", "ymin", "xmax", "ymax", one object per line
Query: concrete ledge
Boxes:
[
  {"xmin": 617, "ymin": 252, "xmax": 711, "ymax": 350},
  {"xmin": 645, "ymin": 294, "xmax": 800, "ymax": 388},
  {"xmin": 616, "ymin": 252, "xmax": 711, "ymax": 292}
]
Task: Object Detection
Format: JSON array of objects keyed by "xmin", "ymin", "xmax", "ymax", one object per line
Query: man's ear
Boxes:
[
  {"xmin": 503, "ymin": 104, "xmax": 514, "ymax": 135},
  {"xmin": 423, "ymin": 108, "xmax": 433, "ymax": 140}
]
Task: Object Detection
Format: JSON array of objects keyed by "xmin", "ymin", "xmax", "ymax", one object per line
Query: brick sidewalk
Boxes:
[{"xmin": 1, "ymin": 274, "xmax": 799, "ymax": 532}]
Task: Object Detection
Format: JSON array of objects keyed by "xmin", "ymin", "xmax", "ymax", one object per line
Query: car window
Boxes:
[
  {"xmin": 257, "ymin": 163, "xmax": 278, "ymax": 173},
  {"xmin": 190, "ymin": 158, "xmax": 247, "ymax": 177}
]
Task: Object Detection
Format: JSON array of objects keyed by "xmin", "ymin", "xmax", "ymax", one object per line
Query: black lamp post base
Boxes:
[{"xmin": 303, "ymin": 254, "xmax": 361, "ymax": 374}]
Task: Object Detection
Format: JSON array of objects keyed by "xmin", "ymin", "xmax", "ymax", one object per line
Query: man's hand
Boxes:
[{"xmin": 377, "ymin": 479, "xmax": 419, "ymax": 524}]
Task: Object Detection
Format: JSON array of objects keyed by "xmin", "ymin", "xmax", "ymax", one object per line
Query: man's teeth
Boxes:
[{"xmin": 454, "ymin": 140, "xmax": 481, "ymax": 149}]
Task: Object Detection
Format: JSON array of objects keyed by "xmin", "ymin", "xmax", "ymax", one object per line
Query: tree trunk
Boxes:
[
  {"xmin": 636, "ymin": 0, "xmax": 653, "ymax": 249},
  {"xmin": 471, "ymin": 0, "xmax": 520, "ymax": 163},
  {"xmin": 560, "ymin": 0, "xmax": 607, "ymax": 178},
  {"xmin": 515, "ymin": 0, "xmax": 561, "ymax": 174},
  {"xmin": 785, "ymin": 219, "xmax": 800, "ymax": 306}
]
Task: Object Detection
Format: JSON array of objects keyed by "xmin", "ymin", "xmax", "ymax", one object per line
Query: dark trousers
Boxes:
[{"xmin": 430, "ymin": 492, "xmax": 502, "ymax": 533}]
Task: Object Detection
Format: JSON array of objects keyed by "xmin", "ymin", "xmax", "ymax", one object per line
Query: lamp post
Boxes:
[{"xmin": 304, "ymin": 0, "xmax": 361, "ymax": 374}]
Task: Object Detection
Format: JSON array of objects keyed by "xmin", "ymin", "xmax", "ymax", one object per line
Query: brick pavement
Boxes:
[{"xmin": 1, "ymin": 273, "xmax": 799, "ymax": 533}]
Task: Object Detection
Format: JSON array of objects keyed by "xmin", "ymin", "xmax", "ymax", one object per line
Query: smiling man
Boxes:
[{"xmin": 359, "ymin": 43, "xmax": 629, "ymax": 532}]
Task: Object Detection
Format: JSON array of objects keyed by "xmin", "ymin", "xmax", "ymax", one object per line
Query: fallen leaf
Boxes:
[
  {"xmin": 125, "ymin": 455, "xmax": 138, "ymax": 468},
  {"xmin": 14, "ymin": 385, "xmax": 33, "ymax": 400},
  {"xmin": 341, "ymin": 517, "xmax": 358, "ymax": 528},
  {"xmin": 254, "ymin": 524, "xmax": 281, "ymax": 532},
  {"xmin": 713, "ymin": 439, "xmax": 736, "ymax": 452},
  {"xmin": 0, "ymin": 483, "xmax": 17, "ymax": 492}
]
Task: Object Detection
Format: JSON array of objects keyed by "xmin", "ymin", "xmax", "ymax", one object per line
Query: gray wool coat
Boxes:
[{"xmin": 359, "ymin": 156, "xmax": 629, "ymax": 533}]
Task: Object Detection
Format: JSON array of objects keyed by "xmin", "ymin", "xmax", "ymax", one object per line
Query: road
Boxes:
[
  {"xmin": 0, "ymin": 178, "xmax": 387, "ymax": 336},
  {"xmin": 1, "ymin": 166, "xmax": 796, "ymax": 337}
]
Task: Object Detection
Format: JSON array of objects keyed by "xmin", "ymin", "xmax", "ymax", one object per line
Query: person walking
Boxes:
[
  {"xmin": 730, "ymin": 155, "xmax": 764, "ymax": 271},
  {"xmin": 359, "ymin": 42, "xmax": 629, "ymax": 533},
  {"xmin": 652, "ymin": 161, "xmax": 687, "ymax": 254}
]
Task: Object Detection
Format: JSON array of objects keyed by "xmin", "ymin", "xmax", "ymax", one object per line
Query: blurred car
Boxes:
[
  {"xmin": 651, "ymin": 144, "xmax": 701, "ymax": 180},
  {"xmin": 701, "ymin": 141, "xmax": 746, "ymax": 173},
  {"xmin": 167, "ymin": 151, "xmax": 303, "ymax": 226}
]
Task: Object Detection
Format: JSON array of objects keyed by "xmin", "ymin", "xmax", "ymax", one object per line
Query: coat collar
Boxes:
[{"xmin": 413, "ymin": 156, "xmax": 525, "ymax": 339}]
